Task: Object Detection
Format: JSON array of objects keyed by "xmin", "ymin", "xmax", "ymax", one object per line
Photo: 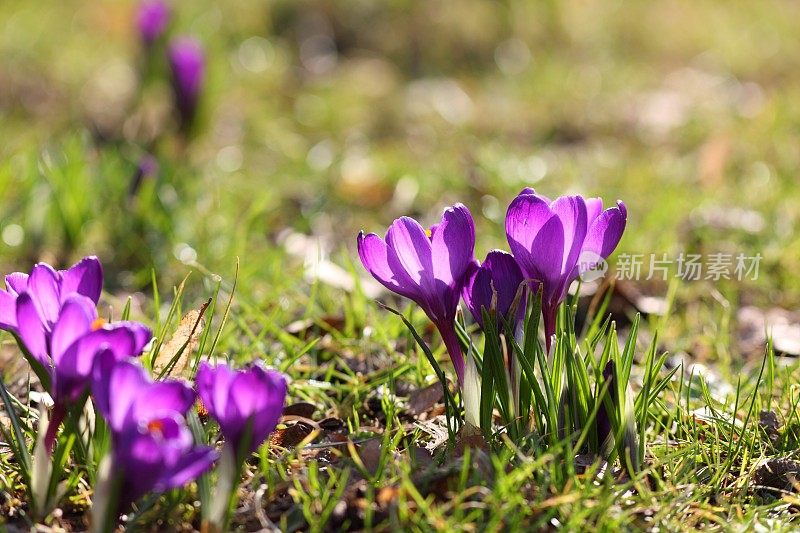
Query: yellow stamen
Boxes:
[
  {"xmin": 425, "ymin": 228, "xmax": 433, "ymax": 238},
  {"xmin": 196, "ymin": 399, "xmax": 208, "ymax": 417},
  {"xmin": 91, "ymin": 318, "xmax": 107, "ymax": 331}
]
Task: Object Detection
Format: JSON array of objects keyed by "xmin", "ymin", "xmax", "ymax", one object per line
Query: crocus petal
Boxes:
[
  {"xmin": 505, "ymin": 192, "xmax": 554, "ymax": 272},
  {"xmin": 506, "ymin": 193, "xmax": 565, "ymax": 295},
  {"xmin": 133, "ymin": 381, "xmax": 195, "ymax": 421},
  {"xmin": 197, "ymin": 363, "xmax": 288, "ymax": 453},
  {"xmin": 483, "ymin": 250, "xmax": 526, "ymax": 324},
  {"xmin": 76, "ymin": 322, "xmax": 152, "ymax": 363},
  {"xmin": 94, "ymin": 358, "xmax": 150, "ymax": 431},
  {"xmin": 585, "ymin": 197, "xmax": 603, "ymax": 226},
  {"xmin": 50, "ymin": 295, "xmax": 97, "ymax": 364},
  {"xmin": 357, "ymin": 232, "xmax": 423, "ymax": 303},
  {"xmin": 461, "ymin": 260, "xmax": 483, "ymax": 326},
  {"xmin": 385, "ymin": 216, "xmax": 434, "ymax": 288},
  {"xmin": 168, "ymin": 37, "xmax": 205, "ymax": 130},
  {"xmin": 233, "ymin": 367, "xmax": 287, "ymax": 450},
  {"xmin": 125, "ymin": 322, "xmax": 153, "ymax": 353},
  {"xmin": 27, "ymin": 264, "xmax": 61, "ymax": 325},
  {"xmin": 0, "ymin": 290, "xmax": 16, "ymax": 330},
  {"xmin": 60, "ymin": 325, "xmax": 148, "ymax": 401},
  {"xmin": 583, "ymin": 201, "xmax": 627, "ymax": 260},
  {"xmin": 120, "ymin": 416, "xmax": 193, "ymax": 502},
  {"xmin": 15, "ymin": 293, "xmax": 49, "ymax": 368},
  {"xmin": 462, "ymin": 251, "xmax": 525, "ymax": 329},
  {"xmin": 153, "ymin": 446, "xmax": 217, "ymax": 493},
  {"xmin": 196, "ymin": 361, "xmax": 237, "ymax": 422},
  {"xmin": 60, "ymin": 256, "xmax": 103, "ymax": 304},
  {"xmin": 549, "ymin": 195, "xmax": 588, "ymax": 276},
  {"xmin": 4, "ymin": 272, "xmax": 28, "ymax": 295},
  {"xmin": 430, "ymin": 203, "xmax": 475, "ymax": 288}
]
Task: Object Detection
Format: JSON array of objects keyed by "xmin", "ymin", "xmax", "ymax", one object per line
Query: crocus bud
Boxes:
[
  {"xmin": 462, "ymin": 347, "xmax": 481, "ymax": 430},
  {"xmin": 136, "ymin": 0, "xmax": 170, "ymax": 46},
  {"xmin": 196, "ymin": 361, "xmax": 288, "ymax": 457},
  {"xmin": 596, "ymin": 360, "xmax": 639, "ymax": 473},
  {"xmin": 168, "ymin": 37, "xmax": 205, "ymax": 133}
]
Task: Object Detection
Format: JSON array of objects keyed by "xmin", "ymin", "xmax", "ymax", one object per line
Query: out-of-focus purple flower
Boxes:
[
  {"xmin": 136, "ymin": 0, "xmax": 170, "ymax": 46},
  {"xmin": 0, "ymin": 257, "xmax": 103, "ymax": 332},
  {"xmin": 505, "ymin": 189, "xmax": 626, "ymax": 350},
  {"xmin": 128, "ymin": 154, "xmax": 159, "ymax": 201},
  {"xmin": 357, "ymin": 204, "xmax": 475, "ymax": 385},
  {"xmin": 462, "ymin": 250, "xmax": 526, "ymax": 332},
  {"xmin": 196, "ymin": 362, "xmax": 287, "ymax": 456},
  {"xmin": 168, "ymin": 37, "xmax": 205, "ymax": 132},
  {"xmin": 92, "ymin": 356, "xmax": 216, "ymax": 509}
]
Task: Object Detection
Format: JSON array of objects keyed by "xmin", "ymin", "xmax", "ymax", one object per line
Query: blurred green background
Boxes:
[{"xmin": 1, "ymin": 0, "xmax": 799, "ymax": 347}]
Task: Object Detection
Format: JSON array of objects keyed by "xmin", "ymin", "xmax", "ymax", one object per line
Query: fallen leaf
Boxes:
[
  {"xmin": 319, "ymin": 417, "xmax": 346, "ymax": 432},
  {"xmin": 407, "ymin": 383, "xmax": 444, "ymax": 416},
  {"xmin": 270, "ymin": 422, "xmax": 315, "ymax": 448},
  {"xmin": 283, "ymin": 402, "xmax": 317, "ymax": 419},
  {"xmin": 753, "ymin": 458, "xmax": 800, "ymax": 495},
  {"xmin": 759, "ymin": 410, "xmax": 781, "ymax": 443},
  {"xmin": 698, "ymin": 135, "xmax": 731, "ymax": 188},
  {"xmin": 152, "ymin": 301, "xmax": 209, "ymax": 377},
  {"xmin": 737, "ymin": 306, "xmax": 800, "ymax": 358},
  {"xmin": 355, "ymin": 439, "xmax": 385, "ymax": 476}
]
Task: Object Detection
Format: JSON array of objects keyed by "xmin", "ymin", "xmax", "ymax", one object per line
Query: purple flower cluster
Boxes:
[
  {"xmin": 1, "ymin": 256, "xmax": 289, "ymax": 518},
  {"xmin": 357, "ymin": 189, "xmax": 627, "ymax": 383},
  {"xmin": 0, "ymin": 258, "xmax": 151, "ymax": 449}
]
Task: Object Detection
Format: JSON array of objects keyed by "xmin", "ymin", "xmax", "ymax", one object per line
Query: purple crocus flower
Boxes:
[
  {"xmin": 168, "ymin": 37, "xmax": 205, "ymax": 133},
  {"xmin": 505, "ymin": 189, "xmax": 626, "ymax": 351},
  {"xmin": 91, "ymin": 356, "xmax": 216, "ymax": 510},
  {"xmin": 136, "ymin": 0, "xmax": 170, "ymax": 46},
  {"xmin": 462, "ymin": 250, "xmax": 526, "ymax": 332},
  {"xmin": 357, "ymin": 204, "xmax": 475, "ymax": 385},
  {"xmin": 196, "ymin": 361, "xmax": 287, "ymax": 456},
  {"xmin": 15, "ymin": 293, "xmax": 151, "ymax": 451},
  {"xmin": 0, "ymin": 257, "xmax": 103, "ymax": 332}
]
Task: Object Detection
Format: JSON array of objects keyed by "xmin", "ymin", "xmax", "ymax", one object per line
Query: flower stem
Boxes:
[
  {"xmin": 438, "ymin": 324, "xmax": 465, "ymax": 387},
  {"xmin": 44, "ymin": 404, "xmax": 66, "ymax": 454},
  {"xmin": 207, "ymin": 442, "xmax": 241, "ymax": 532},
  {"xmin": 543, "ymin": 305, "xmax": 557, "ymax": 355},
  {"xmin": 91, "ymin": 454, "xmax": 122, "ymax": 533}
]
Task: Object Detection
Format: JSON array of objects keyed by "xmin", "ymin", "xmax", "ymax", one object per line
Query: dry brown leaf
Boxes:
[
  {"xmin": 283, "ymin": 402, "xmax": 317, "ymax": 419},
  {"xmin": 407, "ymin": 383, "xmax": 444, "ymax": 416},
  {"xmin": 698, "ymin": 135, "xmax": 731, "ymax": 188},
  {"xmin": 753, "ymin": 458, "xmax": 800, "ymax": 495},
  {"xmin": 152, "ymin": 301, "xmax": 209, "ymax": 377},
  {"xmin": 270, "ymin": 422, "xmax": 315, "ymax": 448}
]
